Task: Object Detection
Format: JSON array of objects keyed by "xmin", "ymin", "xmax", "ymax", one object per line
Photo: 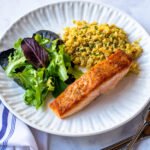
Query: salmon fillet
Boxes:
[{"xmin": 49, "ymin": 50, "xmax": 132, "ymax": 119}]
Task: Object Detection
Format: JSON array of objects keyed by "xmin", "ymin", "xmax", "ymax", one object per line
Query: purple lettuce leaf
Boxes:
[{"xmin": 21, "ymin": 38, "xmax": 49, "ymax": 68}]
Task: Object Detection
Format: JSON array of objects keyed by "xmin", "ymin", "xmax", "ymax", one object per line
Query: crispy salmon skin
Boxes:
[{"xmin": 49, "ymin": 50, "xmax": 132, "ymax": 118}]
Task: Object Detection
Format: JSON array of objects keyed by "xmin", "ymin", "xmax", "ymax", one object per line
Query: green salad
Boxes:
[{"xmin": 1, "ymin": 31, "xmax": 83, "ymax": 109}]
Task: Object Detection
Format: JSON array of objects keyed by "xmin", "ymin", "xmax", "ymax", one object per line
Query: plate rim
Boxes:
[{"xmin": 0, "ymin": 0, "xmax": 150, "ymax": 136}]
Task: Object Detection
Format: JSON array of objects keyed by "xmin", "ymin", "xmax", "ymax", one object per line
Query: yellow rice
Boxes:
[{"xmin": 63, "ymin": 20, "xmax": 143, "ymax": 73}]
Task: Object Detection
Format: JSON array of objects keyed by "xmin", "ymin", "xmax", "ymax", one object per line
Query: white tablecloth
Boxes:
[{"xmin": 0, "ymin": 0, "xmax": 150, "ymax": 149}]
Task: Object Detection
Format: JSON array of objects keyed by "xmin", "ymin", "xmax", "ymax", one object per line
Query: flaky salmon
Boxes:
[{"xmin": 49, "ymin": 50, "xmax": 132, "ymax": 119}]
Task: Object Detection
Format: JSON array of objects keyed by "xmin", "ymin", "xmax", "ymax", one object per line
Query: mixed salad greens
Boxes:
[{"xmin": 0, "ymin": 30, "xmax": 83, "ymax": 109}]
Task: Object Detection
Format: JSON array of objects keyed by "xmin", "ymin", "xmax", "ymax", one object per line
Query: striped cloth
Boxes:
[{"xmin": 0, "ymin": 101, "xmax": 38, "ymax": 150}]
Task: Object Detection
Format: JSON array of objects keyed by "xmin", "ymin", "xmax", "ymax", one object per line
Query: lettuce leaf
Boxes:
[
  {"xmin": 52, "ymin": 77, "xmax": 68, "ymax": 97},
  {"xmin": 67, "ymin": 65, "xmax": 83, "ymax": 79},
  {"xmin": 14, "ymin": 65, "xmax": 54, "ymax": 109},
  {"xmin": 5, "ymin": 38, "xmax": 26, "ymax": 77},
  {"xmin": 46, "ymin": 40, "xmax": 68, "ymax": 81},
  {"xmin": 21, "ymin": 38, "xmax": 49, "ymax": 69}
]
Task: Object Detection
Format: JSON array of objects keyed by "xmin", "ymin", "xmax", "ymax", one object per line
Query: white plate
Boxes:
[{"xmin": 0, "ymin": 1, "xmax": 150, "ymax": 136}]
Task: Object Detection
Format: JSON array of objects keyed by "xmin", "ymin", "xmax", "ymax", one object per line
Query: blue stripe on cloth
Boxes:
[
  {"xmin": 1, "ymin": 115, "xmax": 16, "ymax": 150},
  {"xmin": 0, "ymin": 107, "xmax": 9, "ymax": 140}
]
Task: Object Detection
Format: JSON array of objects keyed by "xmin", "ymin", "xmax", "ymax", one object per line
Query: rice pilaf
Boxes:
[{"xmin": 63, "ymin": 20, "xmax": 143, "ymax": 73}]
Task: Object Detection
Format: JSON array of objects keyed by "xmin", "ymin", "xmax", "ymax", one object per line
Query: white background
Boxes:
[{"xmin": 0, "ymin": 0, "xmax": 150, "ymax": 149}]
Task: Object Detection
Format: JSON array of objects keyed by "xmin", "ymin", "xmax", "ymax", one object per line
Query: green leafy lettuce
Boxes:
[
  {"xmin": 46, "ymin": 40, "xmax": 68, "ymax": 81},
  {"xmin": 14, "ymin": 65, "xmax": 54, "ymax": 109},
  {"xmin": 5, "ymin": 34, "xmax": 83, "ymax": 108},
  {"xmin": 5, "ymin": 38, "xmax": 54, "ymax": 109},
  {"xmin": 5, "ymin": 38, "xmax": 26, "ymax": 77},
  {"xmin": 45, "ymin": 39, "xmax": 83, "ymax": 97}
]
